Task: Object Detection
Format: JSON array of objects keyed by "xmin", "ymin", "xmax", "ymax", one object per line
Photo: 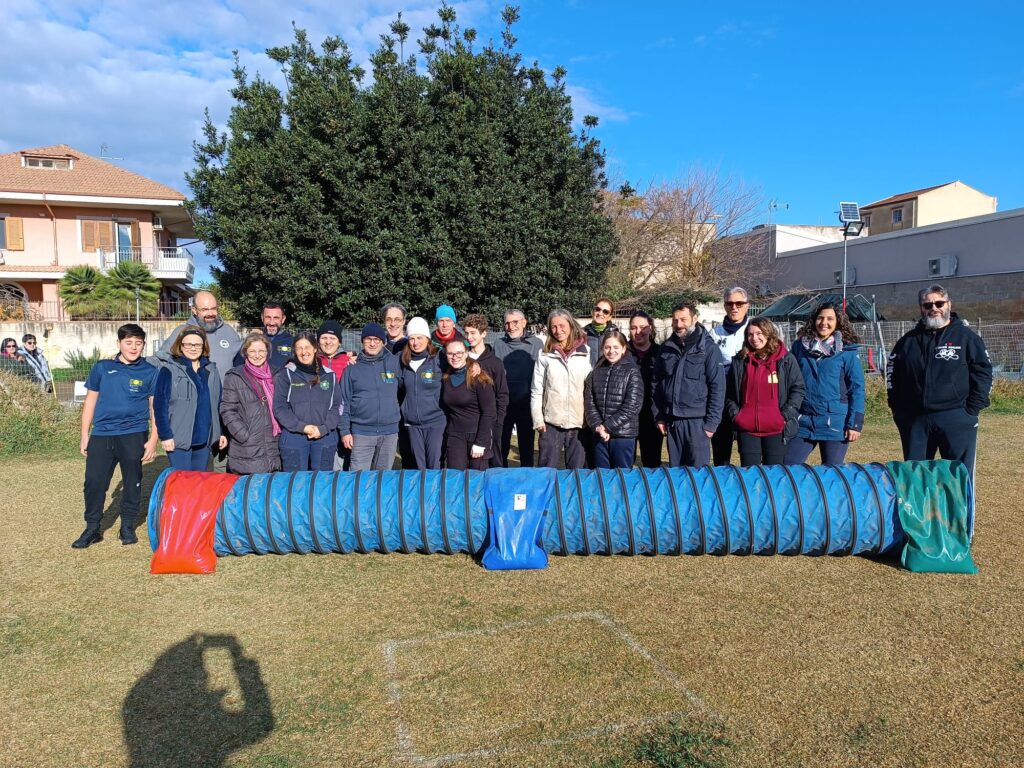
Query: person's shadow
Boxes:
[
  {"xmin": 122, "ymin": 633, "xmax": 274, "ymax": 767},
  {"xmin": 101, "ymin": 455, "xmax": 170, "ymax": 536}
]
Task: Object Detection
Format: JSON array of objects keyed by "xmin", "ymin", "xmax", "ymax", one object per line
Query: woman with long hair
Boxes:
[
  {"xmin": 398, "ymin": 317, "xmax": 446, "ymax": 469},
  {"xmin": 724, "ymin": 318, "xmax": 804, "ymax": 467},
  {"xmin": 220, "ymin": 332, "xmax": 282, "ymax": 474},
  {"xmin": 584, "ymin": 328, "xmax": 643, "ymax": 468},
  {"xmin": 628, "ymin": 310, "xmax": 663, "ymax": 467},
  {"xmin": 272, "ymin": 330, "xmax": 340, "ymax": 472},
  {"xmin": 152, "ymin": 326, "xmax": 226, "ymax": 471},
  {"xmin": 531, "ymin": 309, "xmax": 593, "ymax": 469},
  {"xmin": 441, "ymin": 338, "xmax": 496, "ymax": 470},
  {"xmin": 784, "ymin": 302, "xmax": 866, "ymax": 465}
]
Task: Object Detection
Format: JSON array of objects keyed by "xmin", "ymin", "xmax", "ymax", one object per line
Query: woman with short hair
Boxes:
[
  {"xmin": 531, "ymin": 309, "xmax": 593, "ymax": 469},
  {"xmin": 220, "ymin": 332, "xmax": 282, "ymax": 475},
  {"xmin": 784, "ymin": 302, "xmax": 865, "ymax": 466},
  {"xmin": 153, "ymin": 326, "xmax": 226, "ymax": 471},
  {"xmin": 724, "ymin": 318, "xmax": 804, "ymax": 467},
  {"xmin": 273, "ymin": 331, "xmax": 340, "ymax": 472}
]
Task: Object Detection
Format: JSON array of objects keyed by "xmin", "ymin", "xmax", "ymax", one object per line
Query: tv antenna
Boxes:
[{"xmin": 99, "ymin": 143, "xmax": 123, "ymax": 160}]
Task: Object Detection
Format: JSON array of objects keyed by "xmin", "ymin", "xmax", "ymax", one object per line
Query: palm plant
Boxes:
[
  {"xmin": 58, "ymin": 265, "xmax": 105, "ymax": 318},
  {"xmin": 101, "ymin": 261, "xmax": 162, "ymax": 317}
]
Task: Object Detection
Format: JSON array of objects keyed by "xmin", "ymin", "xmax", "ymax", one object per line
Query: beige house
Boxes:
[
  {"xmin": 0, "ymin": 144, "xmax": 195, "ymax": 320},
  {"xmin": 860, "ymin": 181, "xmax": 996, "ymax": 235}
]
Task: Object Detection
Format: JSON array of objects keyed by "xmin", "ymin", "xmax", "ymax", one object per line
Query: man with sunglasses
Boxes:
[
  {"xmin": 887, "ymin": 285, "xmax": 991, "ymax": 501},
  {"xmin": 709, "ymin": 287, "xmax": 751, "ymax": 465}
]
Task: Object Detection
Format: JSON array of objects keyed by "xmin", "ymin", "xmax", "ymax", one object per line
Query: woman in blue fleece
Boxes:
[
  {"xmin": 397, "ymin": 317, "xmax": 446, "ymax": 469},
  {"xmin": 153, "ymin": 327, "xmax": 226, "ymax": 471},
  {"xmin": 272, "ymin": 331, "xmax": 341, "ymax": 472}
]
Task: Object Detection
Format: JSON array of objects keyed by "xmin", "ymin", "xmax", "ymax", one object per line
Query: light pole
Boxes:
[{"xmin": 838, "ymin": 202, "xmax": 864, "ymax": 312}]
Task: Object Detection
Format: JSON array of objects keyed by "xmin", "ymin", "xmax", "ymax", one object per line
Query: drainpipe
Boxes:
[{"xmin": 42, "ymin": 195, "xmax": 59, "ymax": 266}]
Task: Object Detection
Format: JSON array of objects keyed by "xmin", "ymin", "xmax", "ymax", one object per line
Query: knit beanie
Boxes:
[
  {"xmin": 361, "ymin": 323, "xmax": 387, "ymax": 342},
  {"xmin": 435, "ymin": 304, "xmax": 457, "ymax": 322},
  {"xmin": 406, "ymin": 317, "xmax": 430, "ymax": 338}
]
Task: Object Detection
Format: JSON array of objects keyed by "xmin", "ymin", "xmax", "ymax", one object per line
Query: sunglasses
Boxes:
[
  {"xmin": 724, "ymin": 301, "xmax": 748, "ymax": 308},
  {"xmin": 593, "ymin": 306, "xmax": 611, "ymax": 315},
  {"xmin": 4, "ymin": 344, "xmax": 17, "ymax": 349},
  {"xmin": 921, "ymin": 301, "xmax": 947, "ymax": 310}
]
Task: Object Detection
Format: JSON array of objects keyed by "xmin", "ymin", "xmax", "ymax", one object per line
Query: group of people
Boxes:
[
  {"xmin": 1, "ymin": 333, "xmax": 52, "ymax": 392},
  {"xmin": 69, "ymin": 284, "xmax": 993, "ymax": 550}
]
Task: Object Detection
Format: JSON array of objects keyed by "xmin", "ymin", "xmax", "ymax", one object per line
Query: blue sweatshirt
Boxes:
[{"xmin": 338, "ymin": 350, "xmax": 402, "ymax": 436}]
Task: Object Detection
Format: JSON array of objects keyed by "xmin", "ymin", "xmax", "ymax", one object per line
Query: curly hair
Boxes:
[
  {"xmin": 797, "ymin": 302, "xmax": 861, "ymax": 344},
  {"xmin": 739, "ymin": 317, "xmax": 782, "ymax": 360}
]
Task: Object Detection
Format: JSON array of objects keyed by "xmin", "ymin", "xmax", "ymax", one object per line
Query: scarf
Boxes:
[
  {"xmin": 591, "ymin": 322, "xmax": 607, "ymax": 334},
  {"xmin": 802, "ymin": 331, "xmax": 843, "ymax": 359},
  {"xmin": 244, "ymin": 360, "xmax": 279, "ymax": 436},
  {"xmin": 721, "ymin": 317, "xmax": 746, "ymax": 336},
  {"xmin": 555, "ymin": 336, "xmax": 587, "ymax": 363}
]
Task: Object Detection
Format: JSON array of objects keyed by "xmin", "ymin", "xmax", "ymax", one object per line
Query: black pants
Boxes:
[
  {"xmin": 538, "ymin": 424, "xmax": 587, "ymax": 469},
  {"xmin": 446, "ymin": 431, "xmax": 490, "ymax": 471},
  {"xmin": 637, "ymin": 414, "xmax": 663, "ymax": 468},
  {"xmin": 489, "ymin": 422, "xmax": 504, "ymax": 468},
  {"xmin": 83, "ymin": 432, "xmax": 146, "ymax": 532},
  {"xmin": 501, "ymin": 400, "xmax": 535, "ymax": 467},
  {"xmin": 895, "ymin": 408, "xmax": 978, "ymax": 469},
  {"xmin": 711, "ymin": 415, "xmax": 735, "ymax": 466},
  {"xmin": 397, "ymin": 423, "xmax": 416, "ymax": 469},
  {"xmin": 736, "ymin": 431, "xmax": 786, "ymax": 467}
]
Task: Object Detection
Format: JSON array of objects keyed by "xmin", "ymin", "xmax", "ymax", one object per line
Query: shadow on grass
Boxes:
[
  {"xmin": 100, "ymin": 456, "xmax": 170, "ymax": 536},
  {"xmin": 123, "ymin": 633, "xmax": 274, "ymax": 768}
]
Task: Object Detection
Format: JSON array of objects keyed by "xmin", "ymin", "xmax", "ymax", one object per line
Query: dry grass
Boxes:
[{"xmin": 2, "ymin": 415, "xmax": 1023, "ymax": 767}]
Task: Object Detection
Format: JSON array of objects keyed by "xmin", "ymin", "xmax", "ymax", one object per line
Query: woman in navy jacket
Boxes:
[
  {"xmin": 398, "ymin": 317, "xmax": 446, "ymax": 469},
  {"xmin": 784, "ymin": 303, "xmax": 865, "ymax": 466},
  {"xmin": 272, "ymin": 331, "xmax": 340, "ymax": 472}
]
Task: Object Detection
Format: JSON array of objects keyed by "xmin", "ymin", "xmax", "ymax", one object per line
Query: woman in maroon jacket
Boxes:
[
  {"xmin": 441, "ymin": 339, "xmax": 496, "ymax": 470},
  {"xmin": 724, "ymin": 318, "xmax": 805, "ymax": 467}
]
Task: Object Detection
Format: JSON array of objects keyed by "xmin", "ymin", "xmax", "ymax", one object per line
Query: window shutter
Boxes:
[
  {"xmin": 6, "ymin": 218, "xmax": 24, "ymax": 250},
  {"xmin": 97, "ymin": 221, "xmax": 114, "ymax": 250},
  {"xmin": 82, "ymin": 220, "xmax": 96, "ymax": 252},
  {"xmin": 130, "ymin": 219, "xmax": 141, "ymax": 248}
]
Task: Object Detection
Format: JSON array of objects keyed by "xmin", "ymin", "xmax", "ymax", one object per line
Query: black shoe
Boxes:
[
  {"xmin": 72, "ymin": 529, "xmax": 103, "ymax": 549},
  {"xmin": 119, "ymin": 529, "xmax": 139, "ymax": 546}
]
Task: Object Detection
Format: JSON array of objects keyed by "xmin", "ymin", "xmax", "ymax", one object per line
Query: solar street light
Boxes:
[{"xmin": 838, "ymin": 202, "xmax": 863, "ymax": 308}]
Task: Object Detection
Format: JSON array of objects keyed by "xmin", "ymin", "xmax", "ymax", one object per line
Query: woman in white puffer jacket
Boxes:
[{"xmin": 531, "ymin": 309, "xmax": 593, "ymax": 469}]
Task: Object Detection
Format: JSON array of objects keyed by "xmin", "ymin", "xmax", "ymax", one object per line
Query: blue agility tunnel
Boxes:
[{"xmin": 147, "ymin": 462, "xmax": 976, "ymax": 572}]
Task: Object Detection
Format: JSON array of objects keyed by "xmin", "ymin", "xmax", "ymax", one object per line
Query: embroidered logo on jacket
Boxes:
[{"xmin": 936, "ymin": 345, "xmax": 960, "ymax": 361}]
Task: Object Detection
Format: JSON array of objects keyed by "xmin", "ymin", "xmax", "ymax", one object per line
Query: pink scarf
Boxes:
[{"xmin": 244, "ymin": 360, "xmax": 280, "ymax": 436}]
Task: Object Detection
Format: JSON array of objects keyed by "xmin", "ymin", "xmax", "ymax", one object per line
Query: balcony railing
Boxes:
[{"xmin": 98, "ymin": 246, "xmax": 195, "ymax": 282}]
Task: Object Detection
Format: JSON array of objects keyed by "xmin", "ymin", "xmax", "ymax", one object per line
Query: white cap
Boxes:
[{"xmin": 406, "ymin": 316, "xmax": 430, "ymax": 339}]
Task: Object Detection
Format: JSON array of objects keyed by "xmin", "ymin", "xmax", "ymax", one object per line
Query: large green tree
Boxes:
[{"xmin": 187, "ymin": 5, "xmax": 616, "ymax": 327}]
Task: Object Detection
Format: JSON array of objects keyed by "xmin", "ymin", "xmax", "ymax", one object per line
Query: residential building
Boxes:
[
  {"xmin": 859, "ymin": 181, "xmax": 996, "ymax": 235},
  {"xmin": 0, "ymin": 144, "xmax": 195, "ymax": 320}
]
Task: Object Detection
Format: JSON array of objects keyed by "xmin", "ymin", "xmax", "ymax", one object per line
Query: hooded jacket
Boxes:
[
  {"xmin": 470, "ymin": 345, "xmax": 509, "ymax": 424},
  {"xmin": 725, "ymin": 344, "xmax": 805, "ymax": 440},
  {"xmin": 531, "ymin": 340, "xmax": 593, "ymax": 429},
  {"xmin": 399, "ymin": 351, "xmax": 446, "ymax": 427},
  {"xmin": 492, "ymin": 332, "xmax": 543, "ymax": 403},
  {"xmin": 791, "ymin": 335, "xmax": 865, "ymax": 440},
  {"xmin": 886, "ymin": 314, "xmax": 992, "ymax": 417},
  {"xmin": 338, "ymin": 350, "xmax": 402, "ymax": 436},
  {"xmin": 220, "ymin": 365, "xmax": 282, "ymax": 474},
  {"xmin": 272, "ymin": 364, "xmax": 340, "ymax": 438},
  {"xmin": 160, "ymin": 316, "xmax": 240, "ymax": 383},
  {"xmin": 584, "ymin": 356, "xmax": 643, "ymax": 438},
  {"xmin": 652, "ymin": 323, "xmax": 725, "ymax": 432},
  {"xmin": 151, "ymin": 350, "xmax": 222, "ymax": 448}
]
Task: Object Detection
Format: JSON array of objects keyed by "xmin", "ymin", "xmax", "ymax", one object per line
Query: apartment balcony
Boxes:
[{"xmin": 98, "ymin": 246, "xmax": 195, "ymax": 283}]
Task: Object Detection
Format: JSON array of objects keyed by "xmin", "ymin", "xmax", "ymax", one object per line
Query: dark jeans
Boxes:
[
  {"xmin": 594, "ymin": 436, "xmax": 637, "ymax": 469},
  {"xmin": 538, "ymin": 424, "xmax": 586, "ymax": 469},
  {"xmin": 666, "ymin": 418, "xmax": 711, "ymax": 468},
  {"xmin": 894, "ymin": 408, "xmax": 978, "ymax": 468},
  {"xmin": 784, "ymin": 436, "xmax": 850, "ymax": 466},
  {"xmin": 279, "ymin": 430, "xmax": 338, "ymax": 472},
  {"xmin": 501, "ymin": 400, "xmax": 535, "ymax": 467},
  {"xmin": 489, "ymin": 423, "xmax": 504, "ymax": 468},
  {"xmin": 407, "ymin": 423, "xmax": 445, "ymax": 469},
  {"xmin": 397, "ymin": 423, "xmax": 416, "ymax": 469},
  {"xmin": 446, "ymin": 431, "xmax": 490, "ymax": 471},
  {"xmin": 637, "ymin": 415, "xmax": 663, "ymax": 468},
  {"xmin": 737, "ymin": 431, "xmax": 786, "ymax": 467},
  {"xmin": 167, "ymin": 445, "xmax": 211, "ymax": 471},
  {"xmin": 711, "ymin": 414, "xmax": 735, "ymax": 466},
  {"xmin": 83, "ymin": 432, "xmax": 145, "ymax": 531}
]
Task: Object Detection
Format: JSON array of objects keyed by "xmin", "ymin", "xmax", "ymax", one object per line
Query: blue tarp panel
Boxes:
[{"xmin": 149, "ymin": 463, "xmax": 909, "ymax": 558}]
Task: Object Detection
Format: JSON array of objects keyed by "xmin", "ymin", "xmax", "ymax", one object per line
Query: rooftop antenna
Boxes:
[{"xmin": 99, "ymin": 143, "xmax": 123, "ymax": 160}]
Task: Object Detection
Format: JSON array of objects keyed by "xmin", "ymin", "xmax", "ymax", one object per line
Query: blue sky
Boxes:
[{"xmin": 4, "ymin": 1, "xmax": 1023, "ymax": 283}]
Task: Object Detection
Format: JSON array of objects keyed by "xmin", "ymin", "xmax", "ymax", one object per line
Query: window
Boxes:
[
  {"xmin": 892, "ymin": 208, "xmax": 903, "ymax": 225},
  {"xmin": 81, "ymin": 220, "xmax": 114, "ymax": 253},
  {"xmin": 863, "ymin": 214, "xmax": 871, "ymax": 228},
  {"xmin": 0, "ymin": 217, "xmax": 24, "ymax": 251},
  {"xmin": 22, "ymin": 156, "xmax": 72, "ymax": 170}
]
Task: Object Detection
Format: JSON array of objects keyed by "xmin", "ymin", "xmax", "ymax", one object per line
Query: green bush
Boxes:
[
  {"xmin": 0, "ymin": 372, "xmax": 80, "ymax": 456},
  {"xmin": 863, "ymin": 374, "xmax": 1024, "ymax": 418}
]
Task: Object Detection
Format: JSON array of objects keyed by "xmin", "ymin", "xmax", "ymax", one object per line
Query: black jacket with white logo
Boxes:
[{"xmin": 886, "ymin": 314, "xmax": 992, "ymax": 417}]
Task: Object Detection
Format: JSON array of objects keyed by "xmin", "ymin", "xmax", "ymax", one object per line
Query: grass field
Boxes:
[{"xmin": 2, "ymin": 414, "xmax": 1023, "ymax": 767}]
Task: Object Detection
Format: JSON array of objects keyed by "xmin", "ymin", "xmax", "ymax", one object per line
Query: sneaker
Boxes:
[{"xmin": 71, "ymin": 528, "xmax": 103, "ymax": 549}]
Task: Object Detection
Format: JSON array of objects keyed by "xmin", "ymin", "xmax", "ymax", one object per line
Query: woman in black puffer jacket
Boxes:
[
  {"xmin": 584, "ymin": 328, "xmax": 644, "ymax": 468},
  {"xmin": 220, "ymin": 332, "xmax": 282, "ymax": 475}
]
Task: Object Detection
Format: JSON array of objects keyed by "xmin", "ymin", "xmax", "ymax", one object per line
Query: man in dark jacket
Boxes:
[
  {"xmin": 887, "ymin": 285, "xmax": 992, "ymax": 483},
  {"xmin": 233, "ymin": 302, "xmax": 293, "ymax": 370},
  {"xmin": 652, "ymin": 302, "xmax": 725, "ymax": 468},
  {"xmin": 462, "ymin": 314, "xmax": 510, "ymax": 467},
  {"xmin": 492, "ymin": 309, "xmax": 544, "ymax": 466}
]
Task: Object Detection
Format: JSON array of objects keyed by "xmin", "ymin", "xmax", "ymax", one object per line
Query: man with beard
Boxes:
[
  {"xmin": 234, "ymin": 302, "xmax": 292, "ymax": 370},
  {"xmin": 887, "ymin": 285, "xmax": 992, "ymax": 482},
  {"xmin": 652, "ymin": 302, "xmax": 725, "ymax": 468},
  {"xmin": 160, "ymin": 290, "xmax": 240, "ymax": 383}
]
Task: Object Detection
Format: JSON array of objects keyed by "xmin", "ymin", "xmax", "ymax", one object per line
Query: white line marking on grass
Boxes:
[{"xmin": 381, "ymin": 610, "xmax": 718, "ymax": 766}]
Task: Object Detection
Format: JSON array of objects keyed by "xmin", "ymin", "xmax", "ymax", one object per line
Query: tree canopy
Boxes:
[{"xmin": 187, "ymin": 5, "xmax": 616, "ymax": 327}]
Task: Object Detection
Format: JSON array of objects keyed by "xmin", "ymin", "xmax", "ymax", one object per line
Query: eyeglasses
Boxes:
[
  {"xmin": 447, "ymin": 351, "xmax": 466, "ymax": 359},
  {"xmin": 921, "ymin": 301, "xmax": 947, "ymax": 310},
  {"xmin": 724, "ymin": 301, "xmax": 748, "ymax": 308},
  {"xmin": 181, "ymin": 342, "xmax": 204, "ymax": 349},
  {"xmin": 593, "ymin": 306, "xmax": 611, "ymax": 315}
]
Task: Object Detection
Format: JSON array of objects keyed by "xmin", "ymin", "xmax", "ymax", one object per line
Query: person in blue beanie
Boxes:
[
  {"xmin": 431, "ymin": 304, "xmax": 465, "ymax": 350},
  {"xmin": 340, "ymin": 323, "xmax": 403, "ymax": 471}
]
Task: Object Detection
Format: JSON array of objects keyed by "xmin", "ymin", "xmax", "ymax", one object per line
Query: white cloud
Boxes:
[{"xmin": 565, "ymin": 84, "xmax": 630, "ymax": 125}]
